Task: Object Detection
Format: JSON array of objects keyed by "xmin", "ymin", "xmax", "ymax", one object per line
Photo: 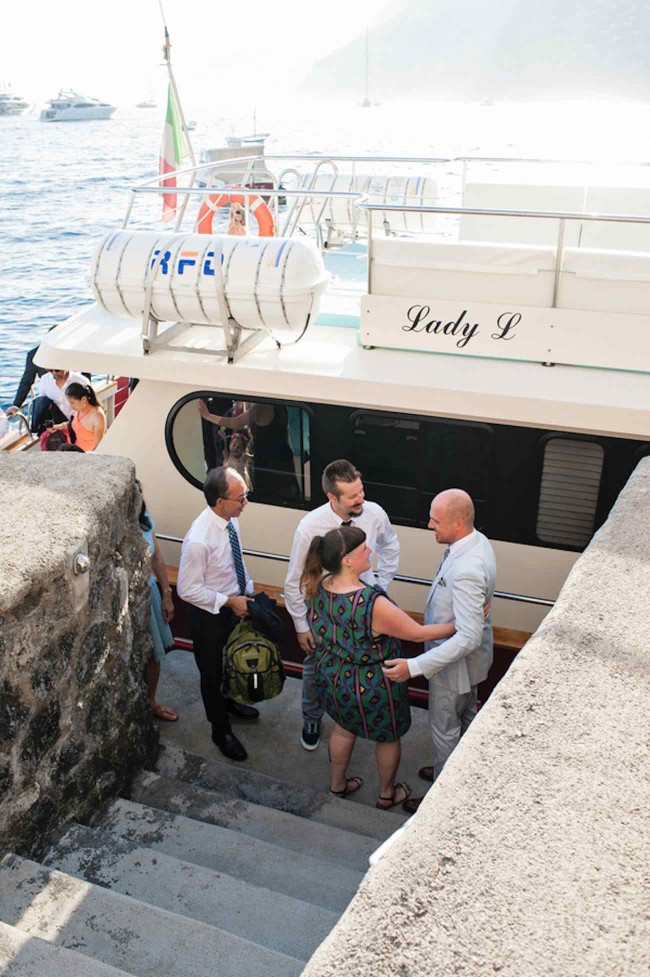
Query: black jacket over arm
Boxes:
[{"xmin": 13, "ymin": 346, "xmax": 47, "ymax": 408}]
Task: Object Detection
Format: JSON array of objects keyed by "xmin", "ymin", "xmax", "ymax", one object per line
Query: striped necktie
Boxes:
[{"xmin": 226, "ymin": 521, "xmax": 247, "ymax": 595}]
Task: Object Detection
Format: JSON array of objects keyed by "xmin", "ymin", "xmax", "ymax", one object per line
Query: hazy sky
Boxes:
[{"xmin": 3, "ymin": 0, "xmax": 401, "ymax": 107}]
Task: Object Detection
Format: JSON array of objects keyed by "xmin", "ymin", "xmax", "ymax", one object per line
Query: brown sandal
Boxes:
[
  {"xmin": 376, "ymin": 782, "xmax": 411, "ymax": 810},
  {"xmin": 330, "ymin": 776, "xmax": 364, "ymax": 798}
]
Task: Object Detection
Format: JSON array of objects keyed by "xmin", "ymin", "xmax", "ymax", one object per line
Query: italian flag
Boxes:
[{"xmin": 160, "ymin": 83, "xmax": 189, "ymax": 223}]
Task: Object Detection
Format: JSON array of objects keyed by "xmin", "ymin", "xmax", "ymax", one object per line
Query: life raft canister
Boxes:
[{"xmin": 196, "ymin": 188, "xmax": 275, "ymax": 236}]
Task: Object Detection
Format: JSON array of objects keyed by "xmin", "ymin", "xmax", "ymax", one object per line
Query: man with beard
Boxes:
[{"xmin": 284, "ymin": 459, "xmax": 400, "ymax": 751}]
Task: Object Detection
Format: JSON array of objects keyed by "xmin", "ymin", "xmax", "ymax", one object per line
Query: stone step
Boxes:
[
  {"xmin": 132, "ymin": 769, "xmax": 377, "ymax": 871},
  {"xmin": 44, "ymin": 823, "xmax": 338, "ymax": 962},
  {"xmin": 157, "ymin": 741, "xmax": 408, "ymax": 841},
  {"xmin": 0, "ymin": 853, "xmax": 302, "ymax": 977},
  {"xmin": 0, "ymin": 920, "xmax": 134, "ymax": 977},
  {"xmin": 99, "ymin": 797, "xmax": 363, "ymax": 914}
]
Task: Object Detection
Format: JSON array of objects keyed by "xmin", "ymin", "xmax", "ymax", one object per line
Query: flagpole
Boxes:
[{"xmin": 158, "ymin": 0, "xmax": 196, "ymax": 229}]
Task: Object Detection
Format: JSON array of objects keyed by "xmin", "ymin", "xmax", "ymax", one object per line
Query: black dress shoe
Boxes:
[
  {"xmin": 227, "ymin": 701, "xmax": 260, "ymax": 720},
  {"xmin": 418, "ymin": 766, "xmax": 434, "ymax": 782},
  {"xmin": 212, "ymin": 728, "xmax": 248, "ymax": 762},
  {"xmin": 402, "ymin": 795, "xmax": 424, "ymax": 815}
]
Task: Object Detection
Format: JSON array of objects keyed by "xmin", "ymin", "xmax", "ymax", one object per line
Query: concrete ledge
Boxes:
[{"xmin": 302, "ymin": 458, "xmax": 650, "ymax": 977}]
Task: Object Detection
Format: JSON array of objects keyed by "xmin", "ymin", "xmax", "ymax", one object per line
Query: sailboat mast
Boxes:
[
  {"xmin": 361, "ymin": 25, "xmax": 371, "ymax": 106},
  {"xmin": 364, "ymin": 27, "xmax": 369, "ymax": 103}
]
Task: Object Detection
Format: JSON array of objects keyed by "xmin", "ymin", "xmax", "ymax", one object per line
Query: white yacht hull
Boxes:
[
  {"xmin": 0, "ymin": 103, "xmax": 27, "ymax": 116},
  {"xmin": 40, "ymin": 105, "xmax": 116, "ymax": 122}
]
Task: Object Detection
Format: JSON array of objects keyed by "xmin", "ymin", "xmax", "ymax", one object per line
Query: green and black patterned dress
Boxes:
[{"xmin": 308, "ymin": 582, "xmax": 411, "ymax": 742}]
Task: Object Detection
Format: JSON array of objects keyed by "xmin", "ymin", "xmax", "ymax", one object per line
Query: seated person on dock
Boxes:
[
  {"xmin": 9, "ymin": 366, "xmax": 86, "ymax": 434},
  {"xmin": 51, "ymin": 382, "xmax": 106, "ymax": 452},
  {"xmin": 58, "ymin": 443, "xmax": 85, "ymax": 453},
  {"xmin": 5, "ymin": 345, "xmax": 48, "ymax": 425}
]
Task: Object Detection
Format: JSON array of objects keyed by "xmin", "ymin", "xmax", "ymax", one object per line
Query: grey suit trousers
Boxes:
[{"xmin": 428, "ymin": 684, "xmax": 478, "ymax": 780}]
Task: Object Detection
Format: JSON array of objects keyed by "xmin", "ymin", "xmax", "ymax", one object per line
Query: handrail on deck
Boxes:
[
  {"xmin": 122, "ymin": 152, "xmax": 650, "ymax": 304},
  {"xmin": 354, "ymin": 197, "xmax": 650, "ymax": 308},
  {"xmin": 129, "ymin": 152, "xmax": 650, "ymax": 193},
  {"xmin": 155, "ymin": 533, "xmax": 554, "ymax": 609},
  {"xmin": 125, "ymin": 151, "xmax": 650, "ymax": 229}
]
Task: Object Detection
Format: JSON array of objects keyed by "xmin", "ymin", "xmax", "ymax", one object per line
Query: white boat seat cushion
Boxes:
[
  {"xmin": 371, "ymin": 238, "xmax": 557, "ymax": 305},
  {"xmin": 559, "ymin": 248, "xmax": 650, "ymax": 314}
]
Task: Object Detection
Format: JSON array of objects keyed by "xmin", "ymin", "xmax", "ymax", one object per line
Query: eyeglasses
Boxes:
[{"xmin": 221, "ymin": 492, "xmax": 248, "ymax": 504}]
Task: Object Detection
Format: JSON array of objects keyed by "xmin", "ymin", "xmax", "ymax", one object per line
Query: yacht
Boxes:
[
  {"xmin": 0, "ymin": 85, "xmax": 28, "ymax": 115},
  {"xmin": 20, "ymin": 151, "xmax": 649, "ymax": 688},
  {"xmin": 40, "ymin": 90, "xmax": 116, "ymax": 122},
  {"xmin": 136, "ymin": 89, "xmax": 157, "ymax": 109}
]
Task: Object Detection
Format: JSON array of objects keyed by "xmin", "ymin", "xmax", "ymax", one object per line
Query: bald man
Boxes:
[{"xmin": 383, "ymin": 489, "xmax": 496, "ymax": 813}]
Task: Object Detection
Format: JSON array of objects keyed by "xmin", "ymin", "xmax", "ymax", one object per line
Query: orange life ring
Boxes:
[{"xmin": 196, "ymin": 188, "xmax": 275, "ymax": 236}]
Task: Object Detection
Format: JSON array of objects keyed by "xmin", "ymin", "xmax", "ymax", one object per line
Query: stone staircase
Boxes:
[{"xmin": 0, "ymin": 741, "xmax": 406, "ymax": 976}]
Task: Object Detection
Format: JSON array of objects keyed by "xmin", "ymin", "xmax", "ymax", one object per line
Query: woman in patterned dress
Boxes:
[{"xmin": 301, "ymin": 525, "xmax": 455, "ymax": 810}]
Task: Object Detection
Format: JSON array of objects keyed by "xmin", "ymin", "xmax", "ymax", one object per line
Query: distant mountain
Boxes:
[{"xmin": 303, "ymin": 0, "xmax": 650, "ymax": 100}]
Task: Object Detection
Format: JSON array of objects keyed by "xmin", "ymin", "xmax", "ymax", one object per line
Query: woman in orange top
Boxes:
[{"xmin": 65, "ymin": 382, "xmax": 106, "ymax": 452}]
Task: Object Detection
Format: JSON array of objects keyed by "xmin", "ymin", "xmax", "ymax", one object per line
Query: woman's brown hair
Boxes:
[{"xmin": 300, "ymin": 525, "xmax": 366, "ymax": 599}]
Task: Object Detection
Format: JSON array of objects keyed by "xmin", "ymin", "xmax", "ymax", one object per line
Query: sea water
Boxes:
[{"xmin": 1, "ymin": 95, "xmax": 649, "ymax": 404}]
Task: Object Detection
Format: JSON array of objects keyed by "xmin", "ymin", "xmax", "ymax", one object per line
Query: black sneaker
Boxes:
[{"xmin": 301, "ymin": 721, "xmax": 320, "ymax": 751}]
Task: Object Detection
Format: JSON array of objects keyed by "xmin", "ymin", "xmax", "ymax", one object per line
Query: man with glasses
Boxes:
[
  {"xmin": 177, "ymin": 466, "xmax": 257, "ymax": 761},
  {"xmin": 284, "ymin": 458, "xmax": 400, "ymax": 751}
]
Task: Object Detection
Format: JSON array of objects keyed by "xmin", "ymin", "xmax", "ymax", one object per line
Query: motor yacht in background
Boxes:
[
  {"xmin": 0, "ymin": 85, "xmax": 28, "ymax": 116},
  {"xmin": 136, "ymin": 91, "xmax": 158, "ymax": 109},
  {"xmin": 40, "ymin": 91, "xmax": 116, "ymax": 122}
]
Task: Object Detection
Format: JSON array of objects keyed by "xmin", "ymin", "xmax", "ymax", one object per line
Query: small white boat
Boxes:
[
  {"xmin": 40, "ymin": 90, "xmax": 116, "ymax": 122},
  {"xmin": 136, "ymin": 90, "xmax": 157, "ymax": 109},
  {"xmin": 0, "ymin": 85, "xmax": 28, "ymax": 116}
]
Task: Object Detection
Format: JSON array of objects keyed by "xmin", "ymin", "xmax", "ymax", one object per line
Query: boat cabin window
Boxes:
[
  {"xmin": 166, "ymin": 393, "xmax": 311, "ymax": 506},
  {"xmin": 165, "ymin": 393, "xmax": 640, "ymax": 552},
  {"xmin": 350, "ymin": 412, "xmax": 492, "ymax": 526},
  {"xmin": 536, "ymin": 438, "xmax": 604, "ymax": 548}
]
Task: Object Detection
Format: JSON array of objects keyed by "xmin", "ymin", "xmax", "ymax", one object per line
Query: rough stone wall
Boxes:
[
  {"xmin": 303, "ymin": 458, "xmax": 650, "ymax": 977},
  {"xmin": 0, "ymin": 454, "xmax": 157, "ymax": 857}
]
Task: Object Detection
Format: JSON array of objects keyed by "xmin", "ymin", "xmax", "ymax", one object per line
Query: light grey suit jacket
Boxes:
[{"xmin": 414, "ymin": 531, "xmax": 497, "ymax": 693}]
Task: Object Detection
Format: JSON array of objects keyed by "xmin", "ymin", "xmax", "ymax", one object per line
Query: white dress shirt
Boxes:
[
  {"xmin": 284, "ymin": 500, "xmax": 400, "ymax": 633},
  {"xmin": 37, "ymin": 371, "xmax": 87, "ymax": 419},
  {"xmin": 177, "ymin": 507, "xmax": 254, "ymax": 615}
]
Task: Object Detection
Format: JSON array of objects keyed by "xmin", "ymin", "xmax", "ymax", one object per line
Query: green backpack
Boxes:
[{"xmin": 222, "ymin": 620, "xmax": 286, "ymax": 704}]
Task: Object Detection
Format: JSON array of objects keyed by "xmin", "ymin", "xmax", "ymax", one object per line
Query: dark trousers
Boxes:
[
  {"xmin": 30, "ymin": 397, "xmax": 67, "ymax": 434},
  {"xmin": 190, "ymin": 605, "xmax": 235, "ymax": 735}
]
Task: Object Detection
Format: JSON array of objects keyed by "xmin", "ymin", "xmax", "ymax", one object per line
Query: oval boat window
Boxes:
[{"xmin": 166, "ymin": 392, "xmax": 312, "ymax": 507}]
